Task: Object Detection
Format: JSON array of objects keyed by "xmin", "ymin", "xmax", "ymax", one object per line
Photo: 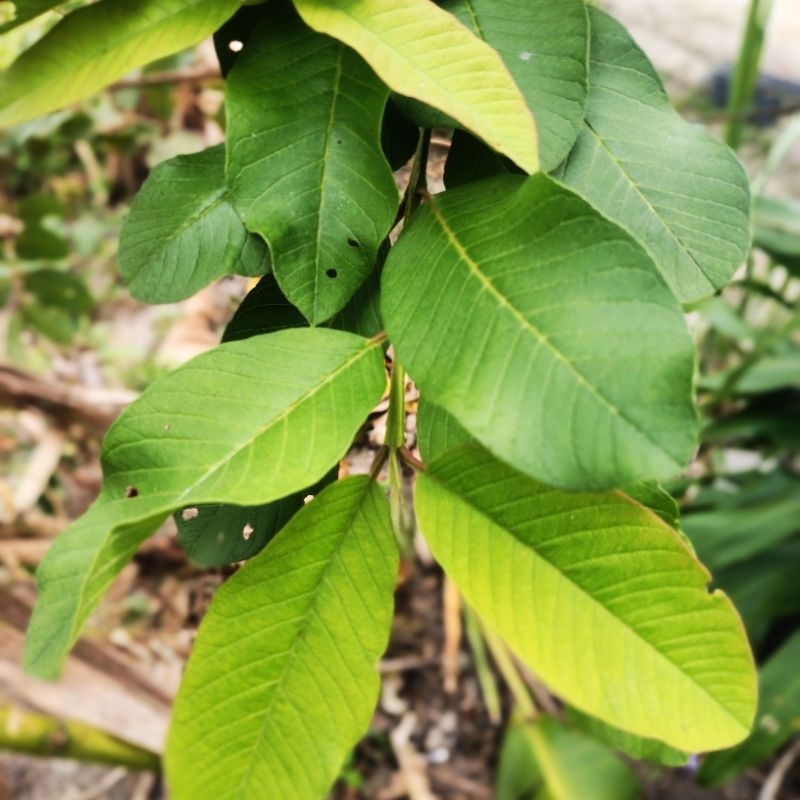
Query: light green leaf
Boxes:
[
  {"xmin": 382, "ymin": 174, "xmax": 697, "ymax": 490},
  {"xmin": 442, "ymin": 0, "xmax": 588, "ymax": 171},
  {"xmin": 497, "ymin": 718, "xmax": 639, "ymax": 800},
  {"xmin": 0, "ymin": 0, "xmax": 240, "ymax": 127},
  {"xmin": 293, "ymin": 0, "xmax": 539, "ymax": 173},
  {"xmin": 166, "ymin": 477, "xmax": 398, "ymax": 800},
  {"xmin": 25, "ymin": 329, "xmax": 387, "ymax": 678},
  {"xmin": 753, "ymin": 195, "xmax": 800, "ymax": 274},
  {"xmin": 556, "ymin": 8, "xmax": 750, "ymax": 302},
  {"xmin": 565, "ymin": 708, "xmax": 689, "ymax": 767},
  {"xmin": 699, "ymin": 631, "xmax": 800, "ymax": 786},
  {"xmin": 226, "ymin": 6, "xmax": 398, "ymax": 324},
  {"xmin": 0, "ymin": 0, "xmax": 68, "ymax": 34},
  {"xmin": 119, "ymin": 145, "xmax": 269, "ymax": 303},
  {"xmin": 416, "ymin": 444, "xmax": 757, "ymax": 751}
]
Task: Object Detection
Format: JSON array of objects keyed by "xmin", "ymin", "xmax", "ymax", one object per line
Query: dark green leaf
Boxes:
[
  {"xmin": 16, "ymin": 194, "xmax": 67, "ymax": 260},
  {"xmin": 556, "ymin": 8, "xmax": 750, "ymax": 302},
  {"xmin": 226, "ymin": 5, "xmax": 398, "ymax": 324},
  {"xmin": 175, "ymin": 468, "xmax": 337, "ymax": 567},
  {"xmin": 119, "ymin": 144, "xmax": 269, "ymax": 303},
  {"xmin": 682, "ymin": 471, "xmax": 800, "ymax": 571},
  {"xmin": 382, "ymin": 174, "xmax": 697, "ymax": 490}
]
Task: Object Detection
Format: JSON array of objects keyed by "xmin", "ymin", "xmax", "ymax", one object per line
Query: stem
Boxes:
[
  {"xmin": 479, "ymin": 618, "xmax": 538, "ymax": 722},
  {"xmin": 463, "ymin": 604, "xmax": 502, "ymax": 724},
  {"xmin": 403, "ymin": 127, "xmax": 432, "ymax": 223},
  {"xmin": 724, "ymin": 0, "xmax": 775, "ymax": 150},
  {"xmin": 0, "ymin": 704, "xmax": 160, "ymax": 771},
  {"xmin": 385, "ymin": 358, "xmax": 406, "ymax": 451}
]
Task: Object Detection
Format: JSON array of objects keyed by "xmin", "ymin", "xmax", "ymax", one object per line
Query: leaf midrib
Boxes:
[
  {"xmin": 427, "ymin": 199, "xmax": 678, "ymax": 465},
  {"xmin": 174, "ymin": 338, "xmax": 380, "ymax": 503},
  {"xmin": 234, "ymin": 478, "xmax": 372, "ymax": 796},
  {"xmin": 428, "ymin": 472, "xmax": 746, "ymax": 733}
]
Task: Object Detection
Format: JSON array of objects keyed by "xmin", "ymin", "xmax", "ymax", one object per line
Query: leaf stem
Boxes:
[{"xmin": 479, "ymin": 617, "xmax": 538, "ymax": 722}]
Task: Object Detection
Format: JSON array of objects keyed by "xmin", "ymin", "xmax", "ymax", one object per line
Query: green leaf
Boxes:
[
  {"xmin": 416, "ymin": 397, "xmax": 473, "ymax": 464},
  {"xmin": 443, "ymin": 129, "xmax": 517, "ymax": 189},
  {"xmin": 24, "ymin": 329, "xmax": 387, "ymax": 679},
  {"xmin": 565, "ymin": 708, "xmax": 689, "ymax": 767},
  {"xmin": 712, "ymin": 538, "xmax": 800, "ymax": 651},
  {"xmin": 23, "ymin": 268, "xmax": 93, "ymax": 315},
  {"xmin": 175, "ymin": 467, "xmax": 337, "ymax": 567},
  {"xmin": 555, "ymin": 8, "xmax": 750, "ymax": 303},
  {"xmin": 16, "ymin": 194, "xmax": 68, "ymax": 260},
  {"xmin": 166, "ymin": 476, "xmax": 398, "ymax": 799},
  {"xmin": 442, "ymin": 0, "xmax": 588, "ymax": 172},
  {"xmin": 700, "ymin": 353, "xmax": 800, "ymax": 396},
  {"xmin": 118, "ymin": 145, "xmax": 270, "ymax": 304},
  {"xmin": 416, "ymin": 444, "xmax": 757, "ymax": 751},
  {"xmin": 0, "ymin": 0, "xmax": 241, "ymax": 127},
  {"xmin": 293, "ymin": 0, "xmax": 539, "ymax": 174},
  {"xmin": 222, "ymin": 274, "xmax": 308, "ymax": 343},
  {"xmin": 222, "ymin": 268, "xmax": 383, "ymax": 344},
  {"xmin": 752, "ymin": 195, "xmax": 800, "ymax": 274},
  {"xmin": 0, "ymin": 0, "xmax": 69, "ymax": 34},
  {"xmin": 699, "ymin": 631, "xmax": 800, "ymax": 786},
  {"xmin": 497, "ymin": 718, "xmax": 639, "ymax": 800},
  {"xmin": 226, "ymin": 5, "xmax": 398, "ymax": 324},
  {"xmin": 176, "ymin": 499, "xmax": 300, "ymax": 569},
  {"xmin": 382, "ymin": 174, "xmax": 697, "ymax": 490},
  {"xmin": 682, "ymin": 471, "xmax": 800, "ymax": 572}
]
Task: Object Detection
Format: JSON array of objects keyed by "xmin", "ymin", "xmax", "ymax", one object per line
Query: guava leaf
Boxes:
[
  {"xmin": 0, "ymin": 0, "xmax": 240, "ymax": 127},
  {"xmin": 442, "ymin": 0, "xmax": 588, "ymax": 171},
  {"xmin": 556, "ymin": 8, "xmax": 750, "ymax": 302},
  {"xmin": 119, "ymin": 145, "xmax": 270, "ymax": 303},
  {"xmin": 0, "ymin": 0, "xmax": 70, "ymax": 34},
  {"xmin": 24, "ymin": 329, "xmax": 387, "ymax": 679},
  {"xmin": 226, "ymin": 5, "xmax": 398, "ymax": 324},
  {"xmin": 565, "ymin": 708, "xmax": 689, "ymax": 767},
  {"xmin": 497, "ymin": 718, "xmax": 639, "ymax": 800},
  {"xmin": 416, "ymin": 397, "xmax": 473, "ymax": 464},
  {"xmin": 175, "ymin": 467, "xmax": 337, "ymax": 567},
  {"xmin": 416, "ymin": 444, "xmax": 757, "ymax": 751},
  {"xmin": 166, "ymin": 477, "xmax": 398, "ymax": 800},
  {"xmin": 699, "ymin": 631, "xmax": 800, "ymax": 786},
  {"xmin": 382, "ymin": 174, "xmax": 697, "ymax": 490},
  {"xmin": 293, "ymin": 0, "xmax": 539, "ymax": 173}
]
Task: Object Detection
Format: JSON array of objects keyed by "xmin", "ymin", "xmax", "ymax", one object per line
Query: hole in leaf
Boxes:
[
  {"xmin": 228, "ymin": 40, "xmax": 244, "ymax": 52},
  {"xmin": 242, "ymin": 523, "xmax": 254, "ymax": 541},
  {"xmin": 125, "ymin": 486, "xmax": 139, "ymax": 498},
  {"xmin": 326, "ymin": 268, "xmax": 338, "ymax": 279},
  {"xmin": 346, "ymin": 237, "xmax": 360, "ymax": 249},
  {"xmin": 182, "ymin": 507, "xmax": 199, "ymax": 522}
]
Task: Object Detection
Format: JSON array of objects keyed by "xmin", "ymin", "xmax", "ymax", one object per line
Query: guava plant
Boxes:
[{"xmin": 1, "ymin": 0, "xmax": 759, "ymax": 796}]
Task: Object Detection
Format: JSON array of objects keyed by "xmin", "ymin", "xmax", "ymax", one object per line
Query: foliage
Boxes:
[{"xmin": 5, "ymin": 0, "xmax": 796, "ymax": 796}]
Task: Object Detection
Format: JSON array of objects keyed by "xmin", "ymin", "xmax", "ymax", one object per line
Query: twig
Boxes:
[
  {"xmin": 0, "ymin": 365, "xmax": 134, "ymax": 434},
  {"xmin": 0, "ymin": 704, "xmax": 160, "ymax": 771},
  {"xmin": 758, "ymin": 738, "xmax": 800, "ymax": 800},
  {"xmin": 110, "ymin": 67, "xmax": 221, "ymax": 91},
  {"xmin": 442, "ymin": 576, "xmax": 462, "ymax": 694}
]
